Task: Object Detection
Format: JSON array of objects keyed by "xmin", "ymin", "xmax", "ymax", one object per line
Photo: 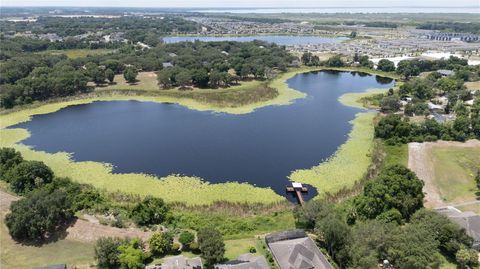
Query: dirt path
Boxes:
[
  {"xmin": 0, "ymin": 188, "xmax": 152, "ymax": 243},
  {"xmin": 408, "ymin": 140, "xmax": 480, "ymax": 208}
]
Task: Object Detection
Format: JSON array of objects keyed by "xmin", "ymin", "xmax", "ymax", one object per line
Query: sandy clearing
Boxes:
[{"xmin": 408, "ymin": 140, "xmax": 480, "ymax": 208}]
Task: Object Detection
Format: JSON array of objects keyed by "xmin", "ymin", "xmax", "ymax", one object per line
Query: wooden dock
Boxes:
[{"xmin": 286, "ymin": 182, "xmax": 308, "ymax": 206}]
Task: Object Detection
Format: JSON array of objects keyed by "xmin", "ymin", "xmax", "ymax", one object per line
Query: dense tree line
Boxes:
[
  {"xmin": 294, "ymin": 165, "xmax": 477, "ymax": 269},
  {"xmin": 417, "ymin": 22, "xmax": 480, "ymax": 34},
  {"xmin": 1, "ymin": 16, "xmax": 200, "ymax": 38}
]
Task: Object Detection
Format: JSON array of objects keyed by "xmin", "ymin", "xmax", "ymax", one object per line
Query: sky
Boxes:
[{"xmin": 1, "ymin": 0, "xmax": 479, "ymax": 7}]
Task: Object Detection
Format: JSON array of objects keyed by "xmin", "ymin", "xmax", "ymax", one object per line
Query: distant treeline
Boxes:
[
  {"xmin": 417, "ymin": 22, "xmax": 480, "ymax": 34},
  {"xmin": 0, "ymin": 16, "xmax": 200, "ymax": 37}
]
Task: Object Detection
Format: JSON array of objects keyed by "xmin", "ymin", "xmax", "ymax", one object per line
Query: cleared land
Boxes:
[
  {"xmin": 408, "ymin": 140, "xmax": 480, "ymax": 209},
  {"xmin": 0, "ymin": 67, "xmax": 396, "ymax": 205},
  {"xmin": 38, "ymin": 48, "xmax": 113, "ymax": 59},
  {"xmin": 465, "ymin": 81, "xmax": 480, "ymax": 90}
]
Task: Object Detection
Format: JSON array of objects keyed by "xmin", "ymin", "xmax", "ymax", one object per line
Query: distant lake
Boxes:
[
  {"xmin": 12, "ymin": 71, "xmax": 394, "ymax": 201},
  {"xmin": 163, "ymin": 35, "xmax": 348, "ymax": 45}
]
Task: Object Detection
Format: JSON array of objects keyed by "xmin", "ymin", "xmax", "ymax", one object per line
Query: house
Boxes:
[
  {"xmin": 162, "ymin": 62, "xmax": 174, "ymax": 68},
  {"xmin": 437, "ymin": 69, "xmax": 455, "ymax": 77},
  {"xmin": 169, "ymin": 53, "xmax": 178, "ymax": 57},
  {"xmin": 34, "ymin": 265, "xmax": 67, "ymax": 269},
  {"xmin": 266, "ymin": 229, "xmax": 334, "ymax": 269},
  {"xmin": 428, "ymin": 102, "xmax": 443, "ymax": 111},
  {"xmin": 214, "ymin": 253, "xmax": 269, "ymax": 269},
  {"xmin": 435, "ymin": 207, "xmax": 480, "ymax": 249},
  {"xmin": 146, "ymin": 255, "xmax": 203, "ymax": 269}
]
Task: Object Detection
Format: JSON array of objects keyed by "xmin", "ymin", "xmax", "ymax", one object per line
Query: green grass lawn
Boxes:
[
  {"xmin": 0, "ymin": 217, "xmax": 95, "ymax": 269},
  {"xmin": 224, "ymin": 238, "xmax": 258, "ymax": 260},
  {"xmin": 38, "ymin": 49, "xmax": 113, "ymax": 59},
  {"xmin": 383, "ymin": 144, "xmax": 408, "ymax": 167},
  {"xmin": 96, "ymin": 71, "xmax": 160, "ymax": 91},
  {"xmin": 430, "ymin": 145, "xmax": 480, "ymax": 204}
]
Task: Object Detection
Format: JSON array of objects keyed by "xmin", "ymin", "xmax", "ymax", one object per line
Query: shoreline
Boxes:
[{"xmin": 0, "ymin": 67, "xmax": 397, "ymax": 205}]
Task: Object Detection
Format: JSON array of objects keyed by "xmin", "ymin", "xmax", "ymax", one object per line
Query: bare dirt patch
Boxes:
[{"xmin": 408, "ymin": 140, "xmax": 480, "ymax": 208}]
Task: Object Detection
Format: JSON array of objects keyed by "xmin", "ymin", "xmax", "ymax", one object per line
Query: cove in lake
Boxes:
[
  {"xmin": 12, "ymin": 71, "xmax": 393, "ymax": 201},
  {"xmin": 163, "ymin": 35, "xmax": 347, "ymax": 45}
]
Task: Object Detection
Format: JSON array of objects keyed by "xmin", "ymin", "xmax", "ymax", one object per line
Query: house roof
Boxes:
[
  {"xmin": 436, "ymin": 207, "xmax": 480, "ymax": 248},
  {"xmin": 266, "ymin": 230, "xmax": 334, "ymax": 269},
  {"xmin": 437, "ymin": 69, "xmax": 455, "ymax": 76},
  {"xmin": 157, "ymin": 255, "xmax": 203, "ymax": 269},
  {"xmin": 214, "ymin": 254, "xmax": 269, "ymax": 269}
]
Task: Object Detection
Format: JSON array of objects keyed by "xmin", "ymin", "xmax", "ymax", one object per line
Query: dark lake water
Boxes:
[
  {"xmin": 12, "ymin": 71, "xmax": 393, "ymax": 201},
  {"xmin": 163, "ymin": 35, "xmax": 347, "ymax": 45}
]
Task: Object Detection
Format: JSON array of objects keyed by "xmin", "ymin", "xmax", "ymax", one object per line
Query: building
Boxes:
[
  {"xmin": 214, "ymin": 253, "xmax": 269, "ymax": 269},
  {"xmin": 435, "ymin": 207, "xmax": 480, "ymax": 249},
  {"xmin": 437, "ymin": 69, "xmax": 455, "ymax": 77},
  {"xmin": 146, "ymin": 255, "xmax": 203, "ymax": 269},
  {"xmin": 162, "ymin": 62, "xmax": 174, "ymax": 68},
  {"xmin": 266, "ymin": 229, "xmax": 334, "ymax": 269}
]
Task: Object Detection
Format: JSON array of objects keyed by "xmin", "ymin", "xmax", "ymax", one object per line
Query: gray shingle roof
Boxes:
[
  {"xmin": 436, "ymin": 207, "xmax": 480, "ymax": 249},
  {"xmin": 214, "ymin": 254, "xmax": 269, "ymax": 269},
  {"xmin": 266, "ymin": 230, "xmax": 334, "ymax": 269},
  {"xmin": 157, "ymin": 255, "xmax": 203, "ymax": 269}
]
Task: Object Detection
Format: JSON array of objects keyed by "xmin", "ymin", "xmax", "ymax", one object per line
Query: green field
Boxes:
[
  {"xmin": 38, "ymin": 49, "xmax": 114, "ymax": 59},
  {"xmin": 430, "ymin": 145, "xmax": 480, "ymax": 205}
]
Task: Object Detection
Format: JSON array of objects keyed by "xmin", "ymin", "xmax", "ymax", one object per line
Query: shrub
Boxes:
[
  {"xmin": 149, "ymin": 232, "xmax": 173, "ymax": 257},
  {"xmin": 130, "ymin": 196, "xmax": 170, "ymax": 226},
  {"xmin": 179, "ymin": 231, "xmax": 195, "ymax": 247},
  {"xmin": 249, "ymin": 246, "xmax": 256, "ymax": 253},
  {"xmin": 95, "ymin": 237, "xmax": 126, "ymax": 269},
  {"xmin": 172, "ymin": 242, "xmax": 181, "ymax": 253}
]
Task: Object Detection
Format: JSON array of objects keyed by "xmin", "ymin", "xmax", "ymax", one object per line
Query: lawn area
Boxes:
[
  {"xmin": 96, "ymin": 71, "xmax": 160, "ymax": 91},
  {"xmin": 430, "ymin": 143, "xmax": 480, "ymax": 205},
  {"xmin": 0, "ymin": 217, "xmax": 95, "ymax": 269},
  {"xmin": 39, "ymin": 49, "xmax": 113, "ymax": 59},
  {"xmin": 224, "ymin": 238, "xmax": 258, "ymax": 260},
  {"xmin": 383, "ymin": 144, "xmax": 408, "ymax": 167}
]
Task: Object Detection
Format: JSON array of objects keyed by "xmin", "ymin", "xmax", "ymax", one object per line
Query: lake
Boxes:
[
  {"xmin": 12, "ymin": 71, "xmax": 394, "ymax": 201},
  {"xmin": 162, "ymin": 35, "xmax": 348, "ymax": 45}
]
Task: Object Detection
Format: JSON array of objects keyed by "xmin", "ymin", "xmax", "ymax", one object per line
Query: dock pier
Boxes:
[{"xmin": 286, "ymin": 182, "xmax": 308, "ymax": 206}]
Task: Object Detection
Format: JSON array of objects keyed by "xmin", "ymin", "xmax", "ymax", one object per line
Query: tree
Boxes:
[
  {"xmin": 325, "ymin": 55, "xmax": 345, "ymax": 67},
  {"xmin": 95, "ymin": 237, "xmax": 126, "ymax": 269},
  {"xmin": 123, "ymin": 67, "xmax": 138, "ymax": 84},
  {"xmin": 175, "ymin": 70, "xmax": 192, "ymax": 87},
  {"xmin": 105, "ymin": 68, "xmax": 115, "ymax": 84},
  {"xmin": 315, "ymin": 214, "xmax": 351, "ymax": 263},
  {"xmin": 293, "ymin": 199, "xmax": 334, "ymax": 229},
  {"xmin": 130, "ymin": 196, "xmax": 170, "ymax": 226},
  {"xmin": 0, "ymin": 147, "xmax": 23, "ymax": 178},
  {"xmin": 456, "ymin": 248, "xmax": 479, "ymax": 268},
  {"xmin": 191, "ymin": 69, "xmax": 209, "ymax": 87},
  {"xmin": 5, "ymin": 188, "xmax": 74, "ymax": 241},
  {"xmin": 198, "ymin": 227, "xmax": 225, "ymax": 266},
  {"xmin": 85, "ymin": 62, "xmax": 105, "ymax": 84},
  {"xmin": 149, "ymin": 232, "xmax": 173, "ymax": 256},
  {"xmin": 386, "ymin": 224, "xmax": 441, "ymax": 269},
  {"xmin": 179, "ymin": 231, "xmax": 195, "ymax": 248},
  {"xmin": 7, "ymin": 160, "xmax": 54, "ymax": 194},
  {"xmin": 118, "ymin": 239, "xmax": 146, "ymax": 269},
  {"xmin": 410, "ymin": 209, "xmax": 472, "ymax": 256},
  {"xmin": 355, "ymin": 165, "xmax": 424, "ymax": 220},
  {"xmin": 380, "ymin": 95, "xmax": 400, "ymax": 113},
  {"xmin": 377, "ymin": 59, "xmax": 396, "ymax": 72}
]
